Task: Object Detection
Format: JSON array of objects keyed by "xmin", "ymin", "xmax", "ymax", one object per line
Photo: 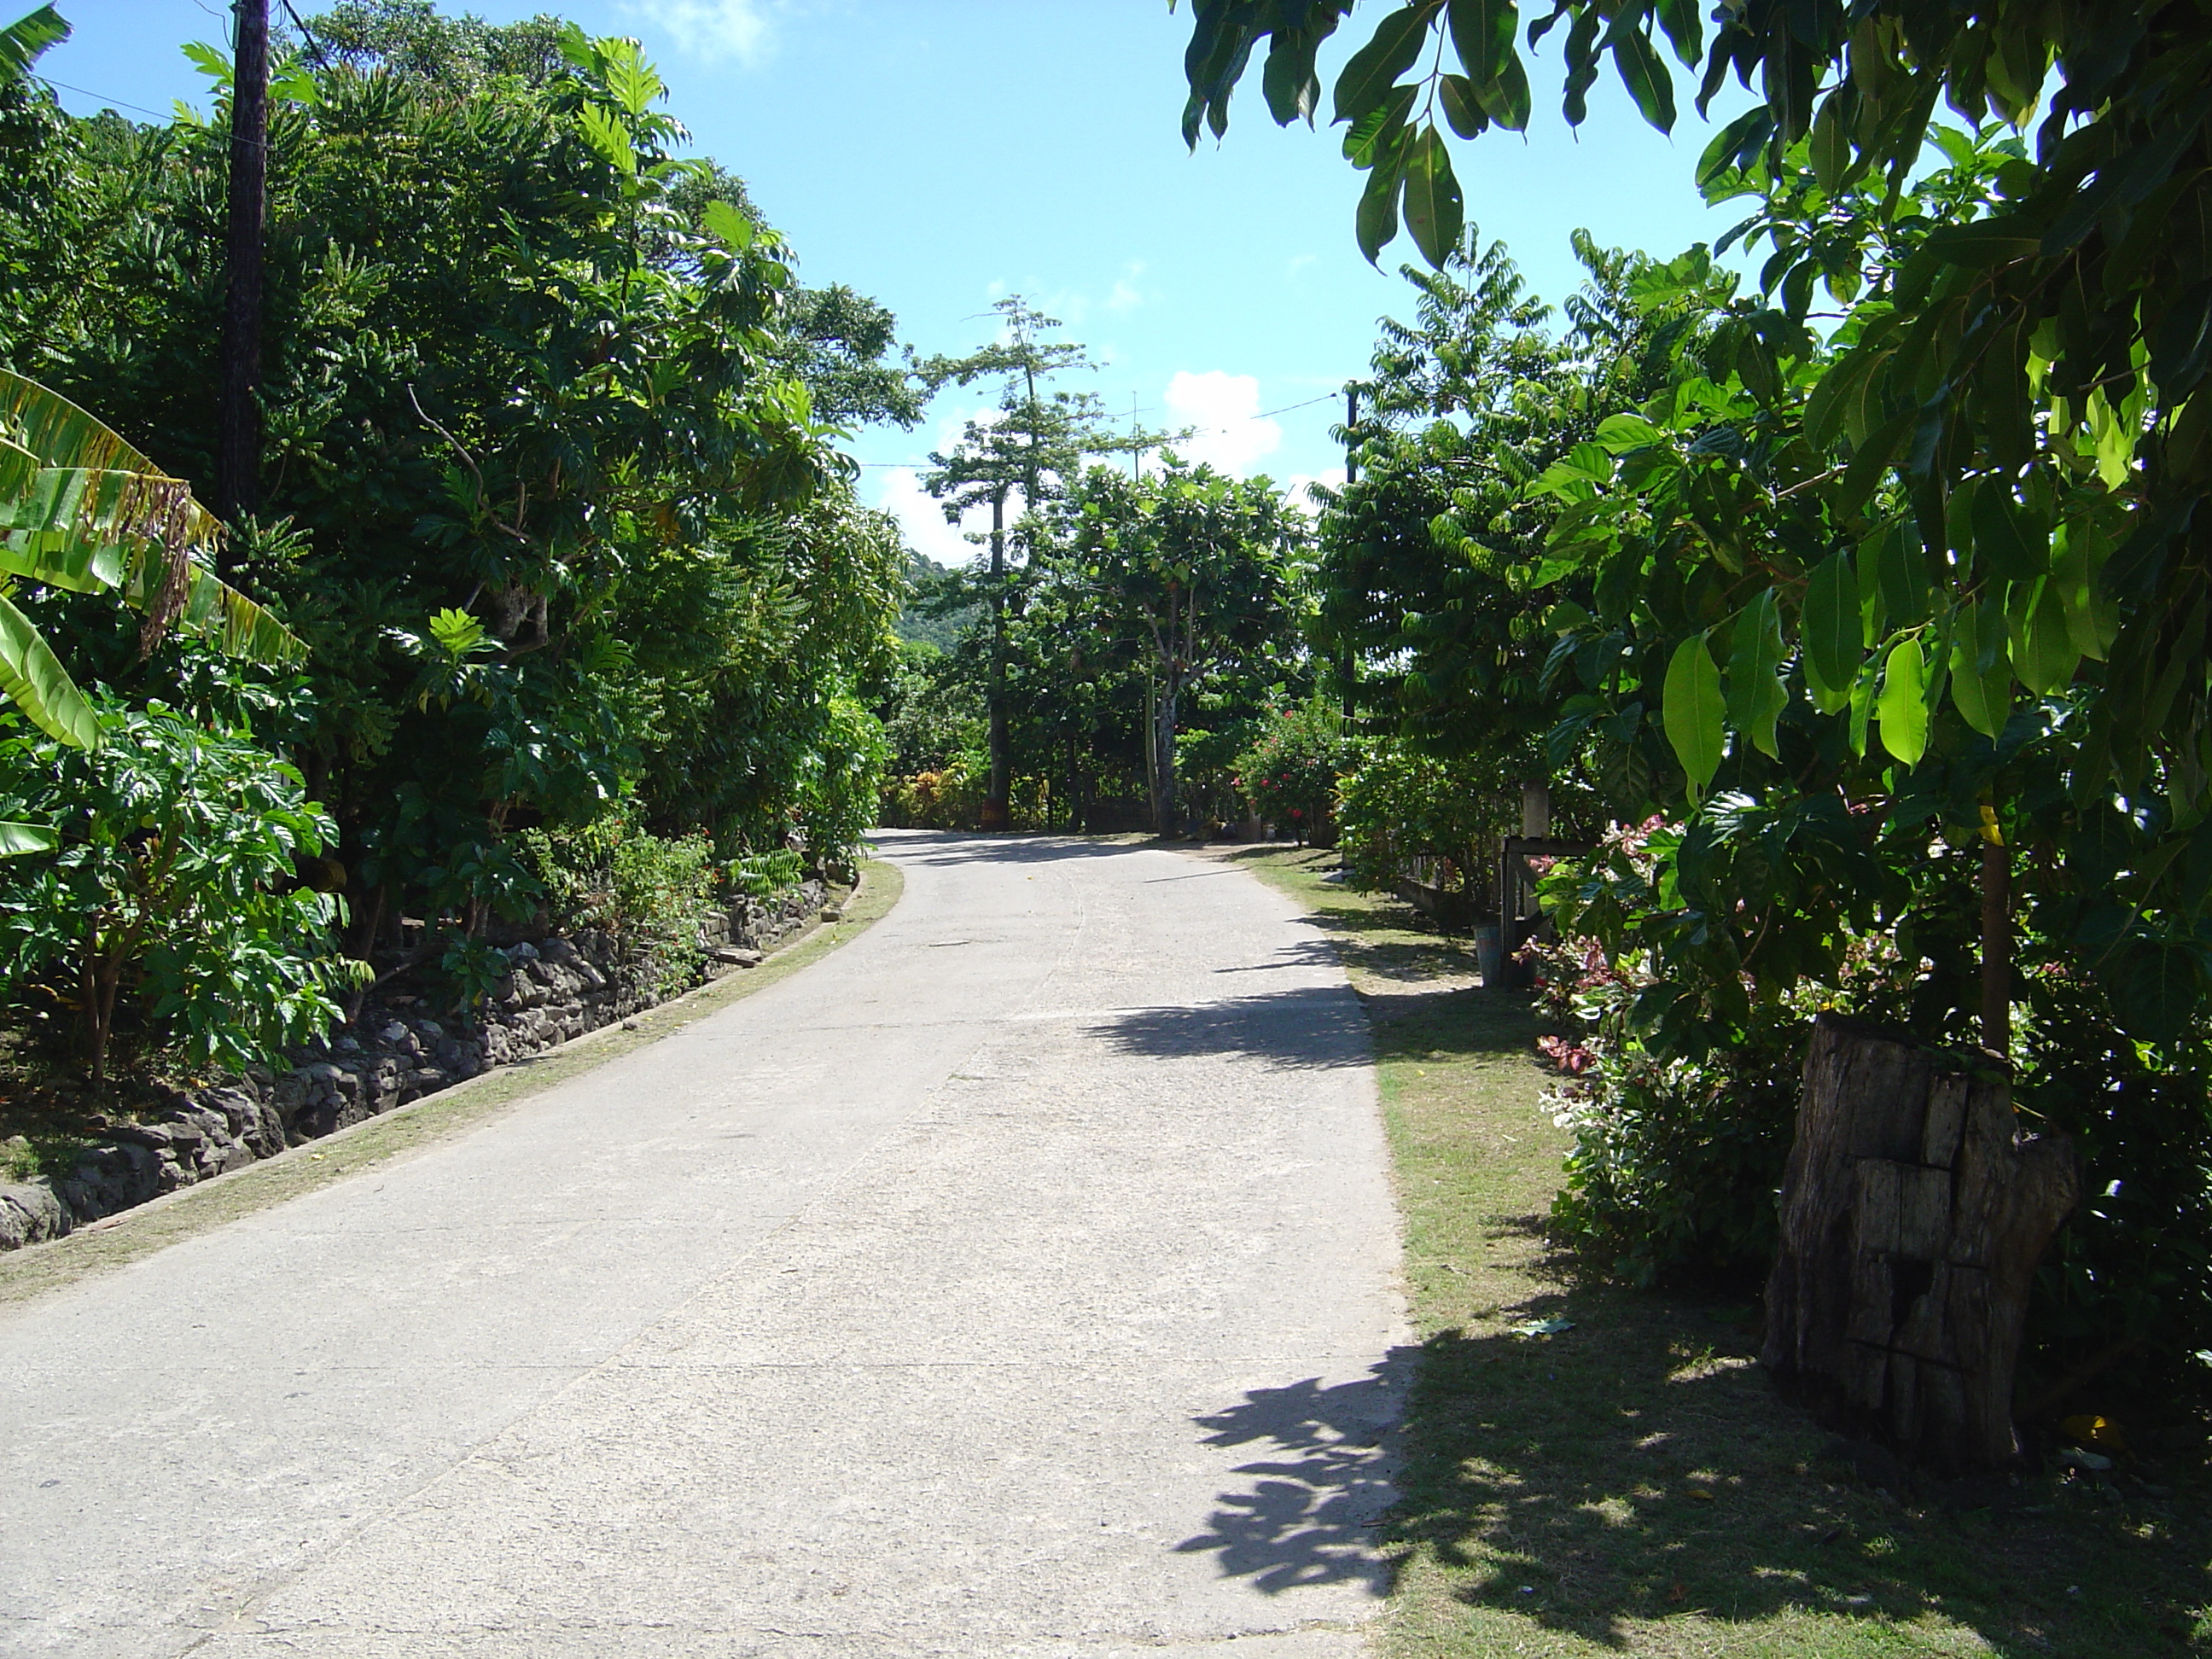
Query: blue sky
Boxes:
[{"xmin": 43, "ymin": 0, "xmax": 1748, "ymax": 562}]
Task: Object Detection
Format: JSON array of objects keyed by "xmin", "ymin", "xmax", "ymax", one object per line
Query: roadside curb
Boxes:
[{"xmin": 0, "ymin": 858, "xmax": 905, "ymax": 1308}]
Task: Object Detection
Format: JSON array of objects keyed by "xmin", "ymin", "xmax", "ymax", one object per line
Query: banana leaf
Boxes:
[
  {"xmin": 0, "ymin": 370, "xmax": 304, "ymax": 666},
  {"xmin": 0, "ymin": 585, "xmax": 96, "ymax": 747},
  {"xmin": 0, "ymin": 6, "xmax": 68, "ymax": 85}
]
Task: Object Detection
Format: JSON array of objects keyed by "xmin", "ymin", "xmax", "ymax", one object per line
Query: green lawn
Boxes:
[{"xmin": 1217, "ymin": 844, "xmax": 2211, "ymax": 1659}]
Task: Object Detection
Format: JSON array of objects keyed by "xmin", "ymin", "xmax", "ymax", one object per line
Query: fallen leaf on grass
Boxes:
[
  {"xmin": 1513, "ymin": 1317, "xmax": 1575, "ymax": 1338},
  {"xmin": 1685, "ymin": 1486, "xmax": 1716, "ymax": 1501}
]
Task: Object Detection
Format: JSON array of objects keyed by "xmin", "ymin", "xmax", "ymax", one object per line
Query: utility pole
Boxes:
[{"xmin": 217, "ymin": 0, "xmax": 270, "ymax": 551}]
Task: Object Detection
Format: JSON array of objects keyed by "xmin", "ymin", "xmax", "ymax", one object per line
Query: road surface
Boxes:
[{"xmin": 2, "ymin": 830, "xmax": 1406, "ymax": 1657}]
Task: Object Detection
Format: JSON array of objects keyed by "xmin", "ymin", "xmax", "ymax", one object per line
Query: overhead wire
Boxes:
[{"xmin": 854, "ymin": 389, "xmax": 1345, "ymax": 467}]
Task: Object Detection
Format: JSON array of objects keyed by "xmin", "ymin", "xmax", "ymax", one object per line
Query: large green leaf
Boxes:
[
  {"xmin": 1610, "ymin": 20, "xmax": 1676, "ymax": 133},
  {"xmin": 0, "ymin": 5, "xmax": 67, "ymax": 84},
  {"xmin": 0, "ymin": 820, "xmax": 55, "ymax": 856},
  {"xmin": 1662, "ymin": 632, "xmax": 1725, "ymax": 799},
  {"xmin": 1437, "ymin": 73, "xmax": 1489, "ymax": 138},
  {"xmin": 578, "ymin": 103, "xmax": 637, "ymax": 177},
  {"xmin": 1802, "ymin": 549, "xmax": 1860, "ymax": 713},
  {"xmin": 1333, "ymin": 3, "xmax": 1437, "ymax": 125},
  {"xmin": 1726, "ymin": 586, "xmax": 1788, "ymax": 758},
  {"xmin": 1948, "ymin": 600, "xmax": 2013, "ymax": 739},
  {"xmin": 1355, "ymin": 151, "xmax": 1406, "ymax": 265},
  {"xmin": 1970, "ymin": 483, "xmax": 2051, "ymax": 581},
  {"xmin": 1877, "ymin": 637, "xmax": 1930, "ymax": 766},
  {"xmin": 2007, "ymin": 576, "xmax": 2081, "ymax": 696},
  {"xmin": 1446, "ymin": 0, "xmax": 1516, "ymax": 86},
  {"xmin": 0, "ymin": 586, "xmax": 97, "ymax": 748},
  {"xmin": 1472, "ymin": 51, "xmax": 1530, "ymax": 130},
  {"xmin": 1401, "ymin": 126, "xmax": 1464, "ymax": 269}
]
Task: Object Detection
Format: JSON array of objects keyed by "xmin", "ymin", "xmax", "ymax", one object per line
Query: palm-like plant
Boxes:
[
  {"xmin": 0, "ymin": 370, "xmax": 303, "ymax": 748},
  {"xmin": 0, "ymin": 8, "xmax": 303, "ymax": 851}
]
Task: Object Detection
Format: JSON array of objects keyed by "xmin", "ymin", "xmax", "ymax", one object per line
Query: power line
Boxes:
[
  {"xmin": 29, "ymin": 74, "xmax": 180, "ymax": 124},
  {"xmin": 855, "ymin": 390, "xmax": 1346, "ymax": 468}
]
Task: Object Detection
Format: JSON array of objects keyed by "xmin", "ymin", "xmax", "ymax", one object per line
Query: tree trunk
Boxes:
[
  {"xmin": 81, "ymin": 938, "xmax": 107, "ymax": 1086},
  {"xmin": 1150, "ymin": 677, "xmax": 1167, "ymax": 831},
  {"xmin": 1151, "ymin": 674, "xmax": 1179, "ymax": 836},
  {"xmin": 981, "ymin": 489, "xmax": 1010, "ymax": 830},
  {"xmin": 217, "ymin": 0, "xmax": 270, "ymax": 540},
  {"xmin": 1762, "ymin": 1014, "xmax": 2078, "ymax": 1470}
]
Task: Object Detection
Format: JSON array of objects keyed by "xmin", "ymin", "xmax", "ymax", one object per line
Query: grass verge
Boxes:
[
  {"xmin": 0, "ymin": 858, "xmax": 904, "ymax": 1309},
  {"xmin": 1216, "ymin": 843, "xmax": 2210, "ymax": 1659}
]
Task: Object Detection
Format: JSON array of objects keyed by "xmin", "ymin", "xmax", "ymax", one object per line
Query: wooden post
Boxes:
[
  {"xmin": 217, "ymin": 0, "xmax": 270, "ymax": 544},
  {"xmin": 1762, "ymin": 1015, "xmax": 2078, "ymax": 1470}
]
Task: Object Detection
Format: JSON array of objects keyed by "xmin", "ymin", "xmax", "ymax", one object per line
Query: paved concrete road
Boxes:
[{"xmin": 2, "ymin": 832, "xmax": 1406, "ymax": 1657}]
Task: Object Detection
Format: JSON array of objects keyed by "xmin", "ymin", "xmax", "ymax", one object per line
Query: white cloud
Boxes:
[
  {"xmin": 1284, "ymin": 469, "xmax": 1348, "ymax": 517},
  {"xmin": 623, "ymin": 0, "xmax": 775, "ymax": 64},
  {"xmin": 1105, "ymin": 260, "xmax": 1148, "ymax": 314},
  {"xmin": 1161, "ymin": 370, "xmax": 1282, "ymax": 477},
  {"xmin": 874, "ymin": 467, "xmax": 981, "ymax": 568}
]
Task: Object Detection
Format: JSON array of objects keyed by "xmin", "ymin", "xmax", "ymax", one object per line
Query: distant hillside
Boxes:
[{"xmin": 897, "ymin": 550, "xmax": 981, "ymax": 652}]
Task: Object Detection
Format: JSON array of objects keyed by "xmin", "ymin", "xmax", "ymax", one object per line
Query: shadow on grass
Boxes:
[
  {"xmin": 1210, "ymin": 847, "xmax": 1487, "ymax": 989},
  {"xmin": 1364, "ymin": 995, "xmax": 2211, "ymax": 1657},
  {"xmin": 1386, "ymin": 1298, "xmax": 2212, "ymax": 1656}
]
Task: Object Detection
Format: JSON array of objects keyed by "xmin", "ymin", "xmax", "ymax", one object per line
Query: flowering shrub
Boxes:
[
  {"xmin": 1233, "ymin": 698, "xmax": 1360, "ymax": 846},
  {"xmin": 880, "ymin": 755, "xmax": 987, "ymax": 830},
  {"xmin": 1534, "ymin": 814, "xmax": 2212, "ymax": 1405},
  {"xmin": 1531, "ymin": 816, "xmax": 1914, "ymax": 1285}
]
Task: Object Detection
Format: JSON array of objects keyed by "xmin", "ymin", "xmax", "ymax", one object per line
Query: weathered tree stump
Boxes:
[{"xmin": 1762, "ymin": 1014, "xmax": 2078, "ymax": 1470}]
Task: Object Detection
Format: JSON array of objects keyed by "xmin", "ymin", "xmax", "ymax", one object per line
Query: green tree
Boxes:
[
  {"xmin": 1059, "ymin": 458, "xmax": 1312, "ymax": 834},
  {"xmin": 1180, "ymin": 0, "xmax": 2212, "ymax": 1032},
  {"xmin": 3, "ymin": 17, "xmax": 904, "ymax": 954},
  {"xmin": 919, "ymin": 298, "xmax": 1173, "ymax": 827}
]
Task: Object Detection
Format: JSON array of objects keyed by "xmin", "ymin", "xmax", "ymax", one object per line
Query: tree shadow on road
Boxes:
[
  {"xmin": 868, "ymin": 830, "xmax": 1155, "ymax": 867},
  {"xmin": 1175, "ymin": 1356, "xmax": 1414, "ymax": 1598},
  {"xmin": 1085, "ymin": 986, "xmax": 1370, "ymax": 1071}
]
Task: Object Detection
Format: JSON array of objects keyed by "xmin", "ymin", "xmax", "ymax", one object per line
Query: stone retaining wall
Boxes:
[{"xmin": 0, "ymin": 879, "xmax": 833, "ymax": 1251}]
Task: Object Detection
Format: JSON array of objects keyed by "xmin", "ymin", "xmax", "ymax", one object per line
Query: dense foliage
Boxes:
[
  {"xmin": 1182, "ymin": 3, "xmax": 2212, "ymax": 1406},
  {"xmin": 0, "ymin": 3, "xmax": 911, "ymax": 1086},
  {"xmin": 1235, "ymin": 697, "xmax": 1359, "ymax": 845},
  {"xmin": 0, "ymin": 699, "xmax": 352, "ymax": 1080}
]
